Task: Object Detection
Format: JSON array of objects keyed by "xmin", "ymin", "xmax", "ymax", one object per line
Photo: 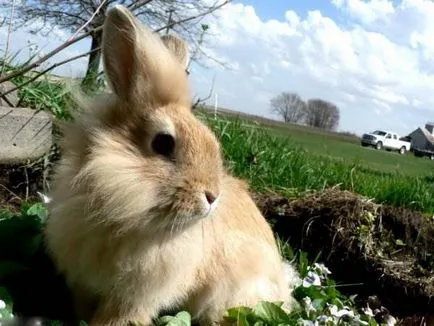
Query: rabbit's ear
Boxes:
[
  {"xmin": 102, "ymin": 5, "xmax": 139, "ymax": 100},
  {"xmin": 161, "ymin": 34, "xmax": 190, "ymax": 70},
  {"xmin": 102, "ymin": 5, "xmax": 190, "ymax": 106}
]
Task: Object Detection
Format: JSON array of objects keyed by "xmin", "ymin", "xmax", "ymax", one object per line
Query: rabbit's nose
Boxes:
[{"xmin": 204, "ymin": 191, "xmax": 217, "ymax": 205}]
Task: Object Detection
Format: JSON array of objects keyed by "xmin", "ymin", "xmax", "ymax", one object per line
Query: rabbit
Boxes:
[{"xmin": 43, "ymin": 4, "xmax": 300, "ymax": 326}]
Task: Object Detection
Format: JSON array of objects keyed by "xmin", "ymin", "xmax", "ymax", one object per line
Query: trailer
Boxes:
[{"xmin": 413, "ymin": 147, "xmax": 434, "ymax": 160}]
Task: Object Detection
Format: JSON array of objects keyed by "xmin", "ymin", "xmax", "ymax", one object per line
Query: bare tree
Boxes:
[
  {"xmin": 304, "ymin": 98, "xmax": 340, "ymax": 130},
  {"xmin": 270, "ymin": 92, "xmax": 306, "ymax": 124},
  {"xmin": 0, "ymin": 0, "xmax": 229, "ymax": 88}
]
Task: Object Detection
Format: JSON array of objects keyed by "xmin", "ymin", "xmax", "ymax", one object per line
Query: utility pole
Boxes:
[
  {"xmin": 214, "ymin": 93, "xmax": 218, "ymax": 119},
  {"xmin": 165, "ymin": 8, "xmax": 174, "ymax": 34}
]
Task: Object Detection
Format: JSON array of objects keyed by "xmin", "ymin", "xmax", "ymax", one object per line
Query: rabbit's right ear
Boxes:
[
  {"xmin": 102, "ymin": 5, "xmax": 139, "ymax": 100},
  {"xmin": 102, "ymin": 5, "xmax": 191, "ymax": 107}
]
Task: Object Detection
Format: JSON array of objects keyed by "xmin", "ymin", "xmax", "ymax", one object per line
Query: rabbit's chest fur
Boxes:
[{"xmin": 66, "ymin": 222, "xmax": 208, "ymax": 298}]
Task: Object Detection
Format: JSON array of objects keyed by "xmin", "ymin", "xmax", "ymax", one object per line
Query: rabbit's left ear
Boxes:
[{"xmin": 161, "ymin": 34, "xmax": 190, "ymax": 70}]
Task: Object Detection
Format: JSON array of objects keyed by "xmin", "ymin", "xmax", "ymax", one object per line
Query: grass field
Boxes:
[
  {"xmin": 267, "ymin": 127, "xmax": 432, "ymax": 177},
  {"xmin": 203, "ymin": 107, "xmax": 434, "ymax": 178},
  {"xmin": 0, "ymin": 68, "xmax": 431, "ymax": 325}
]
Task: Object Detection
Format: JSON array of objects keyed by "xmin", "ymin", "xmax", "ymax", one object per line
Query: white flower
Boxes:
[
  {"xmin": 297, "ymin": 319, "xmax": 317, "ymax": 326},
  {"xmin": 302, "ymin": 296, "xmax": 316, "ymax": 316},
  {"xmin": 0, "ymin": 299, "xmax": 6, "ymax": 309},
  {"xmin": 353, "ymin": 315, "xmax": 369, "ymax": 325},
  {"xmin": 302, "ymin": 296, "xmax": 312, "ymax": 306},
  {"xmin": 385, "ymin": 315, "xmax": 397, "ymax": 326},
  {"xmin": 329, "ymin": 305, "xmax": 355, "ymax": 318},
  {"xmin": 316, "ymin": 315, "xmax": 332, "ymax": 323},
  {"xmin": 302, "ymin": 271, "xmax": 321, "ymax": 287},
  {"xmin": 362, "ymin": 306, "xmax": 374, "ymax": 317},
  {"xmin": 313, "ymin": 263, "xmax": 331, "ymax": 276},
  {"xmin": 37, "ymin": 191, "xmax": 52, "ymax": 204}
]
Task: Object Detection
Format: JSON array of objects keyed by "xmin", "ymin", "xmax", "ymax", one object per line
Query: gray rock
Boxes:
[
  {"xmin": 0, "ymin": 106, "xmax": 52, "ymax": 164},
  {"xmin": 0, "ymin": 81, "xmax": 19, "ymax": 107}
]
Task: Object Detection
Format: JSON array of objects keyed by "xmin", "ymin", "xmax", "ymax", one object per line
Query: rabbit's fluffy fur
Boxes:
[{"xmin": 44, "ymin": 5, "xmax": 299, "ymax": 326}]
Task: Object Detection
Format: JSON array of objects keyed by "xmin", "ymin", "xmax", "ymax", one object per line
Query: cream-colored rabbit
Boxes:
[{"xmin": 43, "ymin": 5, "xmax": 299, "ymax": 326}]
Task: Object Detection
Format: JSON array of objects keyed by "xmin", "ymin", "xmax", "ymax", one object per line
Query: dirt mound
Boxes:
[{"xmin": 253, "ymin": 188, "xmax": 434, "ymax": 319}]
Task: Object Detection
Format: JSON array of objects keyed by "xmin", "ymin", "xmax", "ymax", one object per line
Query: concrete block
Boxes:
[
  {"xmin": 0, "ymin": 106, "xmax": 52, "ymax": 164},
  {"xmin": 0, "ymin": 81, "xmax": 19, "ymax": 107}
]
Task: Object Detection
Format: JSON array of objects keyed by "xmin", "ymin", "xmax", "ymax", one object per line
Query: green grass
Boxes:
[
  {"xmin": 2, "ymin": 61, "xmax": 76, "ymax": 121},
  {"xmin": 269, "ymin": 126, "xmax": 432, "ymax": 178},
  {"xmin": 213, "ymin": 111, "xmax": 434, "ymax": 178}
]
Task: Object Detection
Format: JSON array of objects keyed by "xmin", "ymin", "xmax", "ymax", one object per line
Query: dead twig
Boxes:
[
  {"xmin": 192, "ymin": 74, "xmax": 216, "ymax": 110},
  {"xmin": 68, "ymin": 0, "xmax": 108, "ymax": 42},
  {"xmin": 0, "ymin": 183, "xmax": 22, "ymax": 202}
]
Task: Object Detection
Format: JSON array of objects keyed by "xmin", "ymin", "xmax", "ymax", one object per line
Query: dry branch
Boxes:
[
  {"xmin": 192, "ymin": 75, "xmax": 216, "ymax": 110},
  {"xmin": 67, "ymin": 0, "xmax": 109, "ymax": 41}
]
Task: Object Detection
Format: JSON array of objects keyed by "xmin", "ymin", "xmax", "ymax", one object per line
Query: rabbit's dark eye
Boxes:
[{"xmin": 152, "ymin": 133, "xmax": 175, "ymax": 158}]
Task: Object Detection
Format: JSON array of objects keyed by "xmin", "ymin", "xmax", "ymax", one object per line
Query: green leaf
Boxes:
[
  {"xmin": 26, "ymin": 203, "xmax": 48, "ymax": 223},
  {"xmin": 49, "ymin": 321, "xmax": 64, "ymax": 326},
  {"xmin": 297, "ymin": 251, "xmax": 309, "ymax": 277},
  {"xmin": 253, "ymin": 301, "xmax": 290, "ymax": 324},
  {"xmin": 158, "ymin": 316, "xmax": 175, "ymax": 325},
  {"xmin": 312, "ymin": 298, "xmax": 324, "ymax": 310},
  {"xmin": 174, "ymin": 311, "xmax": 191, "ymax": 325},
  {"xmin": 158, "ymin": 311, "xmax": 192, "ymax": 326},
  {"xmin": 224, "ymin": 307, "xmax": 253, "ymax": 325},
  {"xmin": 225, "ymin": 306, "xmax": 252, "ymax": 318},
  {"xmin": 166, "ymin": 319, "xmax": 187, "ymax": 326}
]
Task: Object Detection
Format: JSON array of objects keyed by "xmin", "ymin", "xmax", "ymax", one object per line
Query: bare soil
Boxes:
[
  {"xmin": 253, "ymin": 188, "xmax": 434, "ymax": 325},
  {"xmin": 0, "ymin": 164, "xmax": 43, "ymax": 212}
]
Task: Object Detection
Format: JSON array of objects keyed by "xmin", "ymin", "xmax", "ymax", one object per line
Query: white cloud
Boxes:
[
  {"xmin": 189, "ymin": 1, "xmax": 434, "ymax": 135},
  {"xmin": 332, "ymin": 0, "xmax": 395, "ymax": 24}
]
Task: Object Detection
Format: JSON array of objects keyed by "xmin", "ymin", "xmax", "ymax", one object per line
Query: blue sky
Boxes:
[
  {"xmin": 236, "ymin": 0, "xmax": 342, "ymax": 20},
  {"xmin": 1, "ymin": 0, "xmax": 434, "ymax": 136}
]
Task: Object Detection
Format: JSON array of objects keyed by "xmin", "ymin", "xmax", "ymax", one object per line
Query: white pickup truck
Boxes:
[{"xmin": 361, "ymin": 130, "xmax": 411, "ymax": 154}]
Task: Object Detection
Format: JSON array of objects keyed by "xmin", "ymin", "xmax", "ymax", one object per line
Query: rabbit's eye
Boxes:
[{"xmin": 152, "ymin": 133, "xmax": 175, "ymax": 158}]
